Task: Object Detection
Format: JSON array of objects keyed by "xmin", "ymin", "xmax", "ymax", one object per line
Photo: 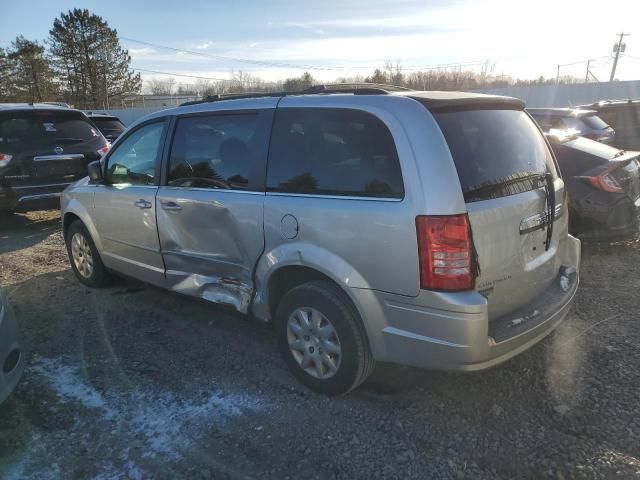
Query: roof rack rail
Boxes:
[
  {"xmin": 180, "ymin": 82, "xmax": 413, "ymax": 106},
  {"xmin": 303, "ymin": 83, "xmax": 413, "ymax": 94}
]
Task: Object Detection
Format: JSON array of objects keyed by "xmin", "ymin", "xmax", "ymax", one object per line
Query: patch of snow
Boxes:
[
  {"xmin": 9, "ymin": 356, "xmax": 269, "ymax": 478},
  {"xmin": 30, "ymin": 356, "xmax": 115, "ymax": 418}
]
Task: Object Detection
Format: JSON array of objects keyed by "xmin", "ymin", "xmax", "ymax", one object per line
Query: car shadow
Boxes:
[{"xmin": 0, "ymin": 210, "xmax": 61, "ymax": 255}]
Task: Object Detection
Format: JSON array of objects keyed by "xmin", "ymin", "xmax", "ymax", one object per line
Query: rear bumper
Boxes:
[
  {"xmin": 0, "ymin": 181, "xmax": 70, "ymax": 213},
  {"xmin": 572, "ymin": 194, "xmax": 640, "ymax": 240},
  {"xmin": 0, "ymin": 294, "xmax": 24, "ymax": 405},
  {"xmin": 351, "ymin": 235, "xmax": 581, "ymax": 371}
]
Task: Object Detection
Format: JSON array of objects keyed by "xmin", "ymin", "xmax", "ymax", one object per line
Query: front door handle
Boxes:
[
  {"xmin": 160, "ymin": 201, "xmax": 182, "ymax": 211},
  {"xmin": 134, "ymin": 199, "xmax": 152, "ymax": 209}
]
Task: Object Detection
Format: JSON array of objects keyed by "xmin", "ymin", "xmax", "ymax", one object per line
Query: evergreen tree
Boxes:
[
  {"xmin": 282, "ymin": 72, "xmax": 314, "ymax": 92},
  {"xmin": 49, "ymin": 8, "xmax": 141, "ymax": 108},
  {"xmin": 6, "ymin": 36, "xmax": 57, "ymax": 102},
  {"xmin": 0, "ymin": 48, "xmax": 16, "ymax": 100}
]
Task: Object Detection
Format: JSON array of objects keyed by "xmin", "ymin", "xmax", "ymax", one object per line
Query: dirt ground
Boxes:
[{"xmin": 0, "ymin": 210, "xmax": 639, "ymax": 479}]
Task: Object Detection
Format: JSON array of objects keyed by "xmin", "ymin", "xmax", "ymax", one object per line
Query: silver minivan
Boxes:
[{"xmin": 61, "ymin": 86, "xmax": 581, "ymax": 395}]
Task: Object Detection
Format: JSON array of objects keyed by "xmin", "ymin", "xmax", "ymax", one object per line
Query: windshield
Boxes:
[{"xmin": 433, "ymin": 109, "xmax": 557, "ymax": 201}]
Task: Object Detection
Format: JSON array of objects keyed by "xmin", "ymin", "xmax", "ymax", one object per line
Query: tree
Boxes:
[
  {"xmin": 0, "ymin": 48, "xmax": 16, "ymax": 100},
  {"xmin": 49, "ymin": 8, "xmax": 141, "ymax": 108},
  {"xmin": 282, "ymin": 72, "xmax": 314, "ymax": 92},
  {"xmin": 366, "ymin": 69, "xmax": 388, "ymax": 84},
  {"xmin": 148, "ymin": 78, "xmax": 175, "ymax": 95},
  {"xmin": 6, "ymin": 36, "xmax": 57, "ymax": 102}
]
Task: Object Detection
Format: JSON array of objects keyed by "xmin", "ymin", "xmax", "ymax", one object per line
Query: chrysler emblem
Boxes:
[{"xmin": 54, "ymin": 146, "xmax": 64, "ymax": 154}]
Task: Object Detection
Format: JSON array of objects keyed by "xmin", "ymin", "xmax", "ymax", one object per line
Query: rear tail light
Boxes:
[
  {"xmin": 416, "ymin": 214, "xmax": 474, "ymax": 291},
  {"xmin": 0, "ymin": 153, "xmax": 13, "ymax": 168},
  {"xmin": 581, "ymin": 168, "xmax": 623, "ymax": 193},
  {"xmin": 97, "ymin": 145, "xmax": 110, "ymax": 157}
]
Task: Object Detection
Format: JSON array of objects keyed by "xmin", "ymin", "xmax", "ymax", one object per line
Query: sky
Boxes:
[{"xmin": 1, "ymin": 0, "xmax": 639, "ymax": 87}]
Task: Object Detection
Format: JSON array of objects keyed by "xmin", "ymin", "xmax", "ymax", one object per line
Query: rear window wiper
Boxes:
[
  {"xmin": 54, "ymin": 137, "xmax": 86, "ymax": 143},
  {"xmin": 463, "ymin": 172, "xmax": 547, "ymax": 200},
  {"xmin": 544, "ymin": 171, "xmax": 555, "ymax": 251}
]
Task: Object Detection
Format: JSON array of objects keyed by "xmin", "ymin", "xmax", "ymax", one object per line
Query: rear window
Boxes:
[
  {"xmin": 91, "ymin": 118, "xmax": 125, "ymax": 132},
  {"xmin": 581, "ymin": 115, "xmax": 609, "ymax": 130},
  {"xmin": 0, "ymin": 110, "xmax": 105, "ymax": 153},
  {"xmin": 433, "ymin": 109, "xmax": 557, "ymax": 202},
  {"xmin": 267, "ymin": 108, "xmax": 404, "ymax": 198},
  {"xmin": 530, "ymin": 115, "xmax": 567, "ymax": 132}
]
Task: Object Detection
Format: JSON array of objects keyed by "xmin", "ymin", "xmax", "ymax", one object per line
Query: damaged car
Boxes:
[
  {"xmin": 61, "ymin": 86, "xmax": 581, "ymax": 395},
  {"xmin": 545, "ymin": 130, "xmax": 640, "ymax": 239}
]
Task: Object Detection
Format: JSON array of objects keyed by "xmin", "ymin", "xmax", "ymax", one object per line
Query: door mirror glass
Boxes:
[{"xmin": 105, "ymin": 122, "xmax": 164, "ymax": 186}]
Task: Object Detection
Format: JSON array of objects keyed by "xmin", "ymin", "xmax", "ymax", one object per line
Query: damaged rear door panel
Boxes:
[{"xmin": 156, "ymin": 107, "xmax": 275, "ymax": 313}]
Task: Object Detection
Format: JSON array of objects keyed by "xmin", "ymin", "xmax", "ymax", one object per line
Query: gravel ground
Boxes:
[{"xmin": 0, "ymin": 210, "xmax": 639, "ymax": 479}]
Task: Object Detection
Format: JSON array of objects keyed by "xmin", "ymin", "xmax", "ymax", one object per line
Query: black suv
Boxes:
[
  {"xmin": 578, "ymin": 99, "xmax": 640, "ymax": 150},
  {"xmin": 528, "ymin": 108, "xmax": 615, "ymax": 145},
  {"xmin": 86, "ymin": 112, "xmax": 126, "ymax": 143},
  {"xmin": 0, "ymin": 104, "xmax": 109, "ymax": 214}
]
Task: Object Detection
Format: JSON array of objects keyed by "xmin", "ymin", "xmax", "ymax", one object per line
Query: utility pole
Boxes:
[
  {"xmin": 556, "ymin": 64, "xmax": 560, "ymax": 84},
  {"xmin": 585, "ymin": 60, "xmax": 591, "ymax": 83},
  {"xmin": 610, "ymin": 32, "xmax": 630, "ymax": 82}
]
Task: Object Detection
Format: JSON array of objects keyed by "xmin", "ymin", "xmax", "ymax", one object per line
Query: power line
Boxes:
[
  {"xmin": 124, "ymin": 36, "xmax": 500, "ymax": 75},
  {"xmin": 122, "ymin": 36, "xmax": 342, "ymax": 72},
  {"xmin": 133, "ymin": 67, "xmax": 229, "ymax": 82}
]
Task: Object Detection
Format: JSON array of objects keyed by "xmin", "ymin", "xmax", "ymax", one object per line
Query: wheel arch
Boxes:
[
  {"xmin": 251, "ymin": 243, "xmax": 372, "ymax": 326},
  {"xmin": 62, "ymin": 201, "xmax": 103, "ymax": 252}
]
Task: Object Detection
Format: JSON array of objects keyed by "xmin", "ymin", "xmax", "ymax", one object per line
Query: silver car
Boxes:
[
  {"xmin": 61, "ymin": 86, "xmax": 581, "ymax": 395},
  {"xmin": 0, "ymin": 289, "xmax": 23, "ymax": 404}
]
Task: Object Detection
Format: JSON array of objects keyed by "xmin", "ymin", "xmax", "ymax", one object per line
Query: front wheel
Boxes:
[
  {"xmin": 65, "ymin": 221, "xmax": 111, "ymax": 288},
  {"xmin": 275, "ymin": 281, "xmax": 375, "ymax": 395}
]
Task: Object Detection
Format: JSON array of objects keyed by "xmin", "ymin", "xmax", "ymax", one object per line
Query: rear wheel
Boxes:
[
  {"xmin": 65, "ymin": 221, "xmax": 111, "ymax": 287},
  {"xmin": 275, "ymin": 281, "xmax": 375, "ymax": 395}
]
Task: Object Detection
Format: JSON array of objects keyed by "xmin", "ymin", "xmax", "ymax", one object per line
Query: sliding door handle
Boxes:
[
  {"xmin": 160, "ymin": 201, "xmax": 182, "ymax": 211},
  {"xmin": 134, "ymin": 199, "xmax": 152, "ymax": 209}
]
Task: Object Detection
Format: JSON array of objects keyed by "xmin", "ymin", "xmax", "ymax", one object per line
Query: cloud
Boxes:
[
  {"xmin": 192, "ymin": 41, "xmax": 214, "ymax": 50},
  {"xmin": 129, "ymin": 47, "xmax": 156, "ymax": 58},
  {"xmin": 267, "ymin": 21, "xmax": 325, "ymax": 35}
]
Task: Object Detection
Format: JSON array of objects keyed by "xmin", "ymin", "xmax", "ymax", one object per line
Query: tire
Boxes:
[
  {"xmin": 65, "ymin": 220, "xmax": 111, "ymax": 288},
  {"xmin": 275, "ymin": 280, "xmax": 375, "ymax": 395}
]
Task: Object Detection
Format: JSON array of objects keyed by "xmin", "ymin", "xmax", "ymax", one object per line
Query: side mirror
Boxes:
[{"xmin": 87, "ymin": 160, "xmax": 104, "ymax": 183}]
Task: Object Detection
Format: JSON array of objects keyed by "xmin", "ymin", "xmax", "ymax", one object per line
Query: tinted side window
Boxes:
[
  {"xmin": 267, "ymin": 108, "xmax": 403, "ymax": 198},
  {"xmin": 0, "ymin": 113, "xmax": 31, "ymax": 153},
  {"xmin": 168, "ymin": 114, "xmax": 262, "ymax": 190},
  {"xmin": 105, "ymin": 122, "xmax": 164, "ymax": 186}
]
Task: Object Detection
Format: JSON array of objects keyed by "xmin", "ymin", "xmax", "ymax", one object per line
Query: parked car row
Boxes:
[
  {"xmin": 0, "ymin": 88, "xmax": 637, "ymax": 399},
  {"xmin": 526, "ymin": 105, "xmax": 640, "ymax": 239},
  {"xmin": 578, "ymin": 99, "xmax": 640, "ymax": 150},
  {"xmin": 528, "ymin": 107, "xmax": 616, "ymax": 144}
]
